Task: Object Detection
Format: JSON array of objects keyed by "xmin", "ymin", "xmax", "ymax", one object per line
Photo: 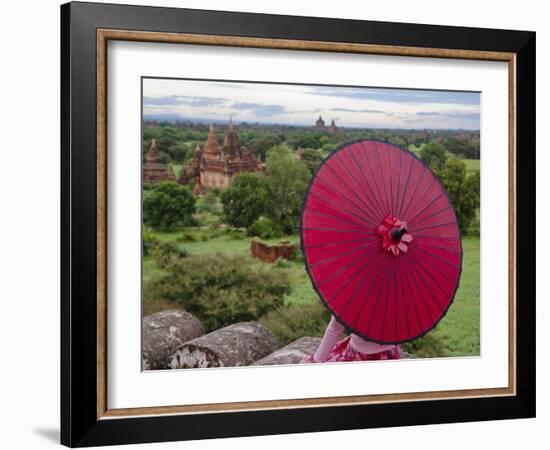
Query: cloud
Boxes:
[
  {"xmin": 288, "ymin": 108, "xmax": 322, "ymax": 114},
  {"xmin": 416, "ymin": 111, "xmax": 480, "ymax": 121},
  {"xmin": 143, "ymin": 95, "xmax": 226, "ymax": 107},
  {"xmin": 331, "ymin": 107, "xmax": 386, "ymax": 114},
  {"xmin": 446, "ymin": 112, "xmax": 480, "ymax": 120},
  {"xmin": 310, "ymin": 86, "xmax": 480, "ymax": 105},
  {"xmin": 231, "ymin": 103, "xmax": 286, "ymax": 117},
  {"xmin": 143, "ymin": 96, "xmax": 182, "ymax": 106}
]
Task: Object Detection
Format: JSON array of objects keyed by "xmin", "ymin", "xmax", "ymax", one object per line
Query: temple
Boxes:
[
  {"xmin": 179, "ymin": 121, "xmax": 262, "ymax": 193},
  {"xmin": 315, "ymin": 115, "xmax": 326, "ymax": 129},
  {"xmin": 143, "ymin": 139, "xmax": 177, "ymax": 183},
  {"xmin": 315, "ymin": 116, "xmax": 338, "ymax": 132}
]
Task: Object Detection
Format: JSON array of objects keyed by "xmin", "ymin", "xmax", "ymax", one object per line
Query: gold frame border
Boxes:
[{"xmin": 96, "ymin": 29, "xmax": 517, "ymax": 420}]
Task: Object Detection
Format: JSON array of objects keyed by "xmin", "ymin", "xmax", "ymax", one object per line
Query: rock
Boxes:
[
  {"xmin": 168, "ymin": 321, "xmax": 280, "ymax": 369},
  {"xmin": 250, "ymin": 238, "xmax": 297, "ymax": 263},
  {"xmin": 142, "ymin": 309, "xmax": 204, "ymax": 370},
  {"xmin": 253, "ymin": 336, "xmax": 322, "ymax": 366}
]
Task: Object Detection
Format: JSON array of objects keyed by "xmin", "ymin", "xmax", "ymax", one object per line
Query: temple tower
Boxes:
[
  {"xmin": 143, "ymin": 139, "xmax": 171, "ymax": 182},
  {"xmin": 315, "ymin": 115, "xmax": 326, "ymax": 129},
  {"xmin": 203, "ymin": 125, "xmax": 221, "ymax": 160},
  {"xmin": 222, "ymin": 118, "xmax": 241, "ymax": 159}
]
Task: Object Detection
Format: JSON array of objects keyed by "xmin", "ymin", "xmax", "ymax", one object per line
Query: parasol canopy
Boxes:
[{"xmin": 300, "ymin": 140, "xmax": 462, "ymax": 344}]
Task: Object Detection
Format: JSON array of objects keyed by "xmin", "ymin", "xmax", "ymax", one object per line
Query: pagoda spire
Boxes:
[
  {"xmin": 203, "ymin": 124, "xmax": 221, "ymax": 159},
  {"xmin": 146, "ymin": 138, "xmax": 161, "ymax": 162},
  {"xmin": 223, "ymin": 119, "xmax": 240, "ymax": 158}
]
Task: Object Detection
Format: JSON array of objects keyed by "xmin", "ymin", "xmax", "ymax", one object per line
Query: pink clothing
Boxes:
[
  {"xmin": 322, "ymin": 335, "xmax": 400, "ymax": 362},
  {"xmin": 313, "ymin": 315, "xmax": 399, "ymax": 362}
]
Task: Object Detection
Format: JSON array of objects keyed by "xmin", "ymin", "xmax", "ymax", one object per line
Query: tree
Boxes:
[
  {"xmin": 420, "ymin": 140, "xmax": 448, "ymax": 170},
  {"xmin": 300, "ymin": 148, "xmax": 324, "ymax": 175},
  {"xmin": 435, "ymin": 157, "xmax": 480, "ymax": 233},
  {"xmin": 143, "ymin": 181, "xmax": 196, "ymax": 230},
  {"xmin": 265, "ymin": 145, "xmax": 311, "ymax": 234},
  {"xmin": 248, "ymin": 133, "xmax": 281, "ymax": 160},
  {"xmin": 221, "ymin": 173, "xmax": 269, "ymax": 228}
]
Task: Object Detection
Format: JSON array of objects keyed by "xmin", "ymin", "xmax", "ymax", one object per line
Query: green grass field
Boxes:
[
  {"xmin": 463, "ymin": 159, "xmax": 480, "ymax": 172},
  {"xmin": 143, "ymin": 228, "xmax": 480, "ymax": 357}
]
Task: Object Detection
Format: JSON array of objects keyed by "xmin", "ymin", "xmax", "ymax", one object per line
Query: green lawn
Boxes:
[
  {"xmin": 420, "ymin": 236, "xmax": 480, "ymax": 356},
  {"xmin": 463, "ymin": 159, "xmax": 480, "ymax": 172},
  {"xmin": 143, "ymin": 228, "xmax": 480, "ymax": 357}
]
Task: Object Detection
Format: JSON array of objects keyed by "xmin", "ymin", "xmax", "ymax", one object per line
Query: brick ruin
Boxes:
[
  {"xmin": 250, "ymin": 239, "xmax": 297, "ymax": 263},
  {"xmin": 142, "ymin": 139, "xmax": 177, "ymax": 183}
]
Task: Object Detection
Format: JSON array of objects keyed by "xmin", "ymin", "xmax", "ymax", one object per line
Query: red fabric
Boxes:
[
  {"xmin": 301, "ymin": 140, "xmax": 461, "ymax": 344},
  {"xmin": 312, "ymin": 315, "xmax": 397, "ymax": 362},
  {"xmin": 302, "ymin": 336, "xmax": 400, "ymax": 363}
]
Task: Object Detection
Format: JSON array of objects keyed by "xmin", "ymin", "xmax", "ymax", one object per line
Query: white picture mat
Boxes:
[{"xmin": 107, "ymin": 40, "xmax": 509, "ymax": 410}]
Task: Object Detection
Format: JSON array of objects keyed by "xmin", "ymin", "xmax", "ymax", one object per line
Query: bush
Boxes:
[
  {"xmin": 247, "ymin": 216, "xmax": 284, "ymax": 239},
  {"xmin": 143, "ymin": 181, "xmax": 196, "ymax": 230},
  {"xmin": 176, "ymin": 232, "xmax": 199, "ymax": 243},
  {"xmin": 142, "ymin": 229, "xmax": 160, "ymax": 257},
  {"xmin": 145, "ymin": 254, "xmax": 291, "ymax": 332},
  {"xmin": 259, "ymin": 302, "xmax": 331, "ymax": 346},
  {"xmin": 289, "ymin": 248, "xmax": 304, "ymax": 263},
  {"xmin": 221, "ymin": 173, "xmax": 269, "ymax": 228},
  {"xmin": 176, "ymin": 231, "xmax": 211, "ymax": 243},
  {"xmin": 197, "ymin": 191, "xmax": 222, "ymax": 215},
  {"xmin": 225, "ymin": 228, "xmax": 247, "ymax": 240},
  {"xmin": 151, "ymin": 241, "xmax": 188, "ymax": 268},
  {"xmin": 274, "ymin": 258, "xmax": 292, "ymax": 269}
]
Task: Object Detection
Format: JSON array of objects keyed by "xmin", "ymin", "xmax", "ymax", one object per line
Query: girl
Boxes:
[{"xmin": 301, "ymin": 315, "xmax": 401, "ymax": 363}]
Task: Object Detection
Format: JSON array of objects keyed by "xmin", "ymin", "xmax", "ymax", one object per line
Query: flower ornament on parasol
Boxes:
[
  {"xmin": 377, "ymin": 215, "xmax": 413, "ymax": 256},
  {"xmin": 300, "ymin": 140, "xmax": 462, "ymax": 344}
]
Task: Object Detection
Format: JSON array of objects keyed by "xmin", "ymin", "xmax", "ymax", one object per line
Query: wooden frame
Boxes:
[{"xmin": 61, "ymin": 1, "xmax": 535, "ymax": 447}]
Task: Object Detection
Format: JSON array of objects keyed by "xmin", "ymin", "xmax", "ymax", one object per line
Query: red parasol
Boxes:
[{"xmin": 300, "ymin": 140, "xmax": 462, "ymax": 344}]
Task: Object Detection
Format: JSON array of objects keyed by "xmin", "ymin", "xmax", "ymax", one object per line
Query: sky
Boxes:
[{"xmin": 142, "ymin": 78, "xmax": 480, "ymax": 130}]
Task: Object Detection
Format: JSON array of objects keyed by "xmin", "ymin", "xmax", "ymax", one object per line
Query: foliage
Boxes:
[
  {"xmin": 247, "ymin": 216, "xmax": 284, "ymax": 239},
  {"xmin": 443, "ymin": 135, "xmax": 480, "ymax": 159},
  {"xmin": 143, "ymin": 182, "xmax": 197, "ymax": 230},
  {"xmin": 247, "ymin": 132, "xmax": 281, "ymax": 160},
  {"xmin": 196, "ymin": 191, "xmax": 222, "ymax": 215},
  {"xmin": 151, "ymin": 241, "xmax": 189, "ymax": 268},
  {"xmin": 289, "ymin": 248, "xmax": 304, "ymax": 263},
  {"xmin": 143, "ymin": 123, "xmax": 480, "ymax": 168},
  {"xmin": 176, "ymin": 232, "xmax": 199, "ymax": 243},
  {"xmin": 142, "ymin": 225, "xmax": 480, "ymax": 357},
  {"xmin": 300, "ymin": 148, "xmax": 324, "ymax": 174},
  {"xmin": 225, "ymin": 228, "xmax": 247, "ymax": 240},
  {"xmin": 221, "ymin": 173, "xmax": 269, "ymax": 228},
  {"xmin": 435, "ymin": 158, "xmax": 480, "ymax": 233},
  {"xmin": 142, "ymin": 229, "xmax": 161, "ymax": 257},
  {"xmin": 145, "ymin": 254, "xmax": 291, "ymax": 332},
  {"xmin": 420, "ymin": 140, "xmax": 448, "ymax": 170},
  {"xmin": 264, "ymin": 145, "xmax": 311, "ymax": 234},
  {"xmin": 259, "ymin": 302, "xmax": 331, "ymax": 346}
]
